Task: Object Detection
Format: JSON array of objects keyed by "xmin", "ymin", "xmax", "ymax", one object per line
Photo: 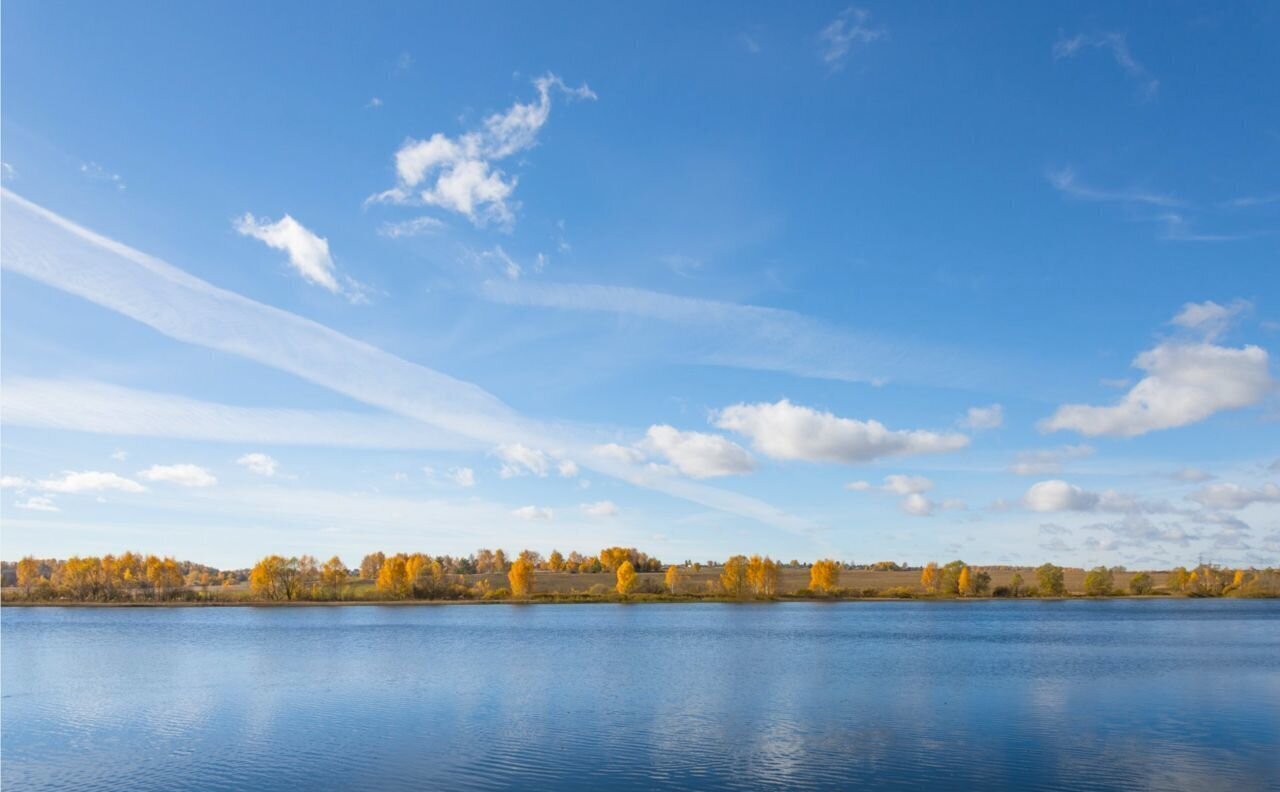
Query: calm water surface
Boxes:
[{"xmin": 3, "ymin": 600, "xmax": 1278, "ymax": 791}]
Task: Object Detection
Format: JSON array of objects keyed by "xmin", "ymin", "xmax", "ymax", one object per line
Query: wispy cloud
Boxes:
[
  {"xmin": 138, "ymin": 463, "xmax": 217, "ymax": 488},
  {"xmin": 0, "ymin": 189, "xmax": 815, "ymax": 537},
  {"xmin": 479, "ymin": 280, "xmax": 998, "ymax": 390},
  {"xmin": 377, "ymin": 215, "xmax": 444, "ymax": 238},
  {"xmin": 820, "ymin": 7, "xmax": 886, "ymax": 70},
  {"xmin": 367, "ymin": 73, "xmax": 595, "ymax": 228},
  {"xmin": 1046, "ymin": 166, "xmax": 1180, "ymax": 207},
  {"xmin": 80, "ymin": 161, "xmax": 126, "ymax": 191},
  {"xmin": 2, "ymin": 377, "xmax": 473, "ymax": 451},
  {"xmin": 1053, "ymin": 31, "xmax": 1158, "ymax": 99}
]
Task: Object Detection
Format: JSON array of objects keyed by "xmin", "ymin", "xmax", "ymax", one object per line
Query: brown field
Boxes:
[{"xmin": 461, "ymin": 566, "xmax": 1171, "ymax": 596}]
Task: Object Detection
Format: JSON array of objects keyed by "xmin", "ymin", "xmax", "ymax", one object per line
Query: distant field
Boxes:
[{"xmin": 410, "ymin": 567, "xmax": 1172, "ymax": 596}]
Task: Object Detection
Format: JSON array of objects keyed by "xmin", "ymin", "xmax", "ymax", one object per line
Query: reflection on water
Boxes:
[{"xmin": 3, "ymin": 600, "xmax": 1278, "ymax": 791}]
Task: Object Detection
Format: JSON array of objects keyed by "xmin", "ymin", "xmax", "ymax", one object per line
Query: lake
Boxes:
[{"xmin": 3, "ymin": 600, "xmax": 1278, "ymax": 791}]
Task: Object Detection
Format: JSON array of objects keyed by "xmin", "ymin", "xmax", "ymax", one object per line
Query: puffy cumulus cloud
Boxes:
[
  {"xmin": 1023, "ymin": 479, "xmax": 1167, "ymax": 514},
  {"xmin": 1040, "ymin": 342, "xmax": 1271, "ymax": 437},
  {"xmin": 138, "ymin": 464, "xmax": 217, "ymax": 488},
  {"xmin": 1008, "ymin": 444, "xmax": 1094, "ymax": 476},
  {"xmin": 1024, "ymin": 480, "xmax": 1099, "ymax": 512},
  {"xmin": 962, "ymin": 404, "xmax": 1003, "ymax": 430},
  {"xmin": 1170, "ymin": 299, "xmax": 1251, "ymax": 341},
  {"xmin": 512, "ymin": 505, "xmax": 553, "ymax": 521},
  {"xmin": 638, "ymin": 425, "xmax": 756, "ymax": 479},
  {"xmin": 495, "ymin": 443, "xmax": 550, "ymax": 478},
  {"xmin": 1188, "ymin": 482, "xmax": 1280, "ymax": 511},
  {"xmin": 236, "ymin": 453, "xmax": 278, "ymax": 477},
  {"xmin": 580, "ymin": 500, "xmax": 619, "ymax": 518},
  {"xmin": 14, "ymin": 495, "xmax": 59, "ymax": 512},
  {"xmin": 368, "ymin": 74, "xmax": 595, "ymax": 227},
  {"xmin": 7, "ymin": 470, "xmax": 148, "ymax": 494},
  {"xmin": 235, "ymin": 213, "xmax": 366, "ymax": 302},
  {"xmin": 714, "ymin": 399, "xmax": 969, "ymax": 464},
  {"xmin": 557, "ymin": 460, "xmax": 579, "ymax": 478},
  {"xmin": 845, "ymin": 474, "xmax": 963, "ymax": 517}
]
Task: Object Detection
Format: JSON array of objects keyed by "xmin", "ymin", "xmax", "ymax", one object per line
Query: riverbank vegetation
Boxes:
[{"xmin": 4, "ymin": 548, "xmax": 1278, "ymax": 604}]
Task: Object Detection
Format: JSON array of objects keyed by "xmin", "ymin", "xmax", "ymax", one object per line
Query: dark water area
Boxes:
[{"xmin": 3, "ymin": 600, "xmax": 1278, "ymax": 791}]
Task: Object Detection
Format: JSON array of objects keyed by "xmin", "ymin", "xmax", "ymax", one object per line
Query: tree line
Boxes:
[{"xmin": 4, "ymin": 550, "xmax": 1277, "ymax": 602}]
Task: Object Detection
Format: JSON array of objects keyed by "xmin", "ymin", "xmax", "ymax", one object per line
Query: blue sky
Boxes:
[{"xmin": 2, "ymin": 1, "xmax": 1278, "ymax": 569}]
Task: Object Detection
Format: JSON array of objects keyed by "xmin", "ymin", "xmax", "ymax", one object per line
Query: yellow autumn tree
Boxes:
[
  {"xmin": 616, "ymin": 560, "xmax": 637, "ymax": 595},
  {"xmin": 721, "ymin": 555, "xmax": 749, "ymax": 598},
  {"xmin": 16, "ymin": 556, "xmax": 42, "ymax": 595},
  {"xmin": 957, "ymin": 566, "xmax": 972, "ymax": 596},
  {"xmin": 320, "ymin": 556, "xmax": 348, "ymax": 599},
  {"xmin": 810, "ymin": 559, "xmax": 840, "ymax": 593},
  {"xmin": 547, "ymin": 550, "xmax": 565, "ymax": 572},
  {"xmin": 664, "ymin": 565, "xmax": 684, "ymax": 594},
  {"xmin": 920, "ymin": 562, "xmax": 940, "ymax": 593},
  {"xmin": 509, "ymin": 557, "xmax": 535, "ymax": 598},
  {"xmin": 376, "ymin": 554, "xmax": 410, "ymax": 599},
  {"xmin": 746, "ymin": 555, "xmax": 779, "ymax": 596},
  {"xmin": 250, "ymin": 555, "xmax": 300, "ymax": 601}
]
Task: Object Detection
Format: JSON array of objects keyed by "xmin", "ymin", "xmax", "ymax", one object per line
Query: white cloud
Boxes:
[
  {"xmin": 512, "ymin": 505, "xmax": 553, "ymax": 520},
  {"xmin": 1008, "ymin": 444, "xmax": 1094, "ymax": 476},
  {"xmin": 1188, "ymin": 482, "xmax": 1280, "ymax": 511},
  {"xmin": 15, "ymin": 496, "xmax": 59, "ymax": 512},
  {"xmin": 366, "ymin": 97, "xmax": 383, "ymax": 109},
  {"xmin": 1171, "ymin": 467, "xmax": 1213, "ymax": 483},
  {"xmin": 1023, "ymin": 480, "xmax": 1162, "ymax": 514},
  {"xmin": 1, "ymin": 162, "xmax": 15, "ymax": 181},
  {"xmin": 368, "ymin": 74, "xmax": 595, "ymax": 227},
  {"xmin": 1053, "ymin": 31, "xmax": 1158, "ymax": 98},
  {"xmin": 1046, "ymin": 166, "xmax": 1179, "ymax": 207},
  {"xmin": 638, "ymin": 425, "xmax": 756, "ymax": 479},
  {"xmin": 138, "ymin": 463, "xmax": 217, "ymax": 488},
  {"xmin": 469, "ymin": 245, "xmax": 523, "ymax": 280},
  {"xmin": 1170, "ymin": 299, "xmax": 1251, "ymax": 341},
  {"xmin": 32, "ymin": 470, "xmax": 147, "ymax": 494},
  {"xmin": 900, "ymin": 493, "xmax": 933, "ymax": 516},
  {"xmin": 963, "ymin": 404, "xmax": 1003, "ymax": 430},
  {"xmin": 448, "ymin": 467, "xmax": 476, "ymax": 487},
  {"xmin": 846, "ymin": 474, "xmax": 942, "ymax": 517},
  {"xmin": 881, "ymin": 474, "xmax": 933, "ymax": 495},
  {"xmin": 580, "ymin": 500, "xmax": 618, "ymax": 518},
  {"xmin": 820, "ymin": 7, "xmax": 886, "ymax": 69},
  {"xmin": 480, "ymin": 280, "xmax": 996, "ymax": 390},
  {"xmin": 236, "ymin": 453, "xmax": 278, "ymax": 477},
  {"xmin": 235, "ymin": 212, "xmax": 366, "ymax": 300},
  {"xmin": 1024, "ymin": 480, "xmax": 1099, "ymax": 512},
  {"xmin": 557, "ymin": 459, "xmax": 579, "ymax": 478},
  {"xmin": 496, "ymin": 443, "xmax": 550, "ymax": 478},
  {"xmin": 110, "ymin": 449, "xmax": 129, "ymax": 461},
  {"xmin": 715, "ymin": 399, "xmax": 969, "ymax": 464},
  {"xmin": 591, "ymin": 443, "xmax": 647, "ymax": 465},
  {"xmin": 2, "ymin": 378, "xmax": 472, "ymax": 452},
  {"xmin": 377, "ymin": 216, "xmax": 444, "ymax": 238},
  {"xmin": 0, "ymin": 476, "xmax": 29, "ymax": 489},
  {"xmin": 1041, "ymin": 341, "xmax": 1271, "ymax": 437}
]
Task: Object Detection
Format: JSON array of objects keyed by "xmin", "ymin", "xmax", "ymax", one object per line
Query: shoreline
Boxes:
[{"xmin": 2, "ymin": 594, "xmax": 1245, "ymax": 608}]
